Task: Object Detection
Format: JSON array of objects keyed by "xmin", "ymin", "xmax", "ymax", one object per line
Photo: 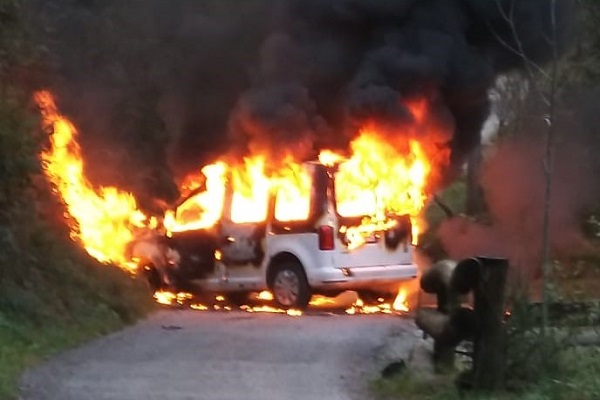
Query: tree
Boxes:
[
  {"xmin": 487, "ymin": 0, "xmax": 600, "ymax": 332},
  {"xmin": 0, "ymin": 0, "xmax": 42, "ymax": 220}
]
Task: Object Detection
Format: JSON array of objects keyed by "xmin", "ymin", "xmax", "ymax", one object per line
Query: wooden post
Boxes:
[{"xmin": 471, "ymin": 257, "xmax": 509, "ymax": 391}]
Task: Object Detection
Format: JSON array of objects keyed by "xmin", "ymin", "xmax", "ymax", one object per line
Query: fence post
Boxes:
[{"xmin": 471, "ymin": 257, "xmax": 509, "ymax": 390}]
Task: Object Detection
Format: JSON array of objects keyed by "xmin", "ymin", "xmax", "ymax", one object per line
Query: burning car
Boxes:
[
  {"xmin": 130, "ymin": 159, "xmax": 419, "ymax": 309},
  {"xmin": 36, "ymin": 92, "xmax": 444, "ymax": 310}
]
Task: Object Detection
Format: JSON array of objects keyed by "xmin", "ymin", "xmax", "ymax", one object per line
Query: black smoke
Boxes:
[{"xmin": 24, "ymin": 0, "xmax": 573, "ymax": 208}]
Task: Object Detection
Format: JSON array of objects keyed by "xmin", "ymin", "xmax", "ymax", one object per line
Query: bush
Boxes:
[{"xmin": 371, "ymin": 287, "xmax": 600, "ymax": 400}]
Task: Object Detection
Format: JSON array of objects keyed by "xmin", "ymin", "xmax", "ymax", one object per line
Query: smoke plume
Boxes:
[{"xmin": 25, "ymin": 0, "xmax": 573, "ymax": 207}]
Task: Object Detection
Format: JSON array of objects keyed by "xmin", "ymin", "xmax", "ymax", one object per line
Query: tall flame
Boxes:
[
  {"xmin": 34, "ymin": 91, "xmax": 149, "ymax": 271},
  {"xmin": 162, "ymin": 99, "xmax": 446, "ymax": 244},
  {"xmin": 230, "ymin": 157, "xmax": 271, "ymax": 223},
  {"xmin": 329, "ymin": 132, "xmax": 431, "ymax": 247},
  {"xmin": 165, "ymin": 157, "xmax": 313, "ymax": 232},
  {"xmin": 36, "ymin": 91, "xmax": 447, "ymax": 269}
]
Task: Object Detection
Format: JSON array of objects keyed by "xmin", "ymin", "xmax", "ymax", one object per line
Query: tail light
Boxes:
[{"xmin": 318, "ymin": 225, "xmax": 335, "ymax": 250}]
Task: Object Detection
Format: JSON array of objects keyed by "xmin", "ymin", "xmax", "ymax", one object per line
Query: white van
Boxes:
[{"xmin": 132, "ymin": 162, "xmax": 418, "ymax": 309}]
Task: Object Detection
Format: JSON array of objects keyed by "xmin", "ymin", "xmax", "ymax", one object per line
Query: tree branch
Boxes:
[{"xmin": 433, "ymin": 195, "xmax": 455, "ymax": 218}]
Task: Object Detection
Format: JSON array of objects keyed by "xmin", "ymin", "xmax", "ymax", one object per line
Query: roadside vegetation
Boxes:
[
  {"xmin": 0, "ymin": 3, "xmax": 155, "ymax": 399},
  {"xmin": 373, "ymin": 290, "xmax": 600, "ymax": 400},
  {"xmin": 372, "ymin": 284, "xmax": 600, "ymax": 400},
  {"xmin": 371, "ymin": 346, "xmax": 600, "ymax": 400}
]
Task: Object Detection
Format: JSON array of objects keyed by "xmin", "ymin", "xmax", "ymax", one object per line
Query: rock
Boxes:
[{"xmin": 381, "ymin": 360, "xmax": 406, "ymax": 379}]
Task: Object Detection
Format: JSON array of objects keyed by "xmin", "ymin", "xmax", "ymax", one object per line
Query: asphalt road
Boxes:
[{"xmin": 20, "ymin": 310, "xmax": 417, "ymax": 400}]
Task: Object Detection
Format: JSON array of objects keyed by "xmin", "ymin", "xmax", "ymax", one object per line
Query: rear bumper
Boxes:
[{"xmin": 308, "ymin": 264, "xmax": 419, "ymax": 291}]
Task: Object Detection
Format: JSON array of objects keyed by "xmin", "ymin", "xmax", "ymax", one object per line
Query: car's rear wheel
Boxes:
[
  {"xmin": 270, "ymin": 261, "xmax": 311, "ymax": 309},
  {"xmin": 141, "ymin": 264, "xmax": 186, "ymax": 292}
]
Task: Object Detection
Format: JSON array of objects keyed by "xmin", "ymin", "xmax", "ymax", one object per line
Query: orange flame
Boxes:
[
  {"xmin": 153, "ymin": 290, "xmax": 193, "ymax": 306},
  {"xmin": 255, "ymin": 290, "xmax": 274, "ymax": 301},
  {"xmin": 37, "ymin": 90, "xmax": 447, "ymax": 282},
  {"xmin": 344, "ymin": 288, "xmax": 411, "ymax": 315},
  {"xmin": 392, "ymin": 288, "xmax": 410, "ymax": 312},
  {"xmin": 167, "ymin": 131, "xmax": 441, "ymax": 242},
  {"xmin": 166, "ymin": 99, "xmax": 447, "ymax": 236},
  {"xmin": 230, "ymin": 157, "xmax": 271, "ymax": 223},
  {"xmin": 34, "ymin": 91, "xmax": 150, "ymax": 271},
  {"xmin": 164, "ymin": 162, "xmax": 227, "ymax": 233}
]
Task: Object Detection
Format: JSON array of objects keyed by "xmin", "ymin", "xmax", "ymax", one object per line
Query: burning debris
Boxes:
[{"xmin": 153, "ymin": 289, "xmax": 410, "ymax": 316}]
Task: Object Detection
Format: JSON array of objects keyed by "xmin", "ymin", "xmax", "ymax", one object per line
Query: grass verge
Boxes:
[
  {"xmin": 0, "ymin": 222, "xmax": 155, "ymax": 399},
  {"xmin": 370, "ymin": 345, "xmax": 600, "ymax": 400}
]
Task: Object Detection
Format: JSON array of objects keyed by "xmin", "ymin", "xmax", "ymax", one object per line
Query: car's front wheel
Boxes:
[
  {"xmin": 270, "ymin": 261, "xmax": 311, "ymax": 309},
  {"xmin": 142, "ymin": 264, "xmax": 164, "ymax": 291}
]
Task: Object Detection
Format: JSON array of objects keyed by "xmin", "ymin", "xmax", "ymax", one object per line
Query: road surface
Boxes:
[{"xmin": 20, "ymin": 310, "xmax": 418, "ymax": 400}]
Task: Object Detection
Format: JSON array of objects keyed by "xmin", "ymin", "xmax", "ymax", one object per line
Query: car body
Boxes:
[{"xmin": 131, "ymin": 162, "xmax": 418, "ymax": 308}]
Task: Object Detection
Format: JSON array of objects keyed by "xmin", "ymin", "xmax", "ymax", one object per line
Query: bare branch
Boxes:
[
  {"xmin": 492, "ymin": 0, "xmax": 551, "ymax": 80},
  {"xmin": 491, "ymin": 0, "xmax": 560, "ymax": 332},
  {"xmin": 433, "ymin": 195, "xmax": 455, "ymax": 218}
]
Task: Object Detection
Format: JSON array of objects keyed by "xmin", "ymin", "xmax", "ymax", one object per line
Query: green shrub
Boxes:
[{"xmin": 371, "ymin": 291, "xmax": 600, "ymax": 400}]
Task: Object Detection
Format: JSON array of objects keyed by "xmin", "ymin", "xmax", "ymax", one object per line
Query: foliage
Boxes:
[
  {"xmin": 371, "ymin": 281, "xmax": 600, "ymax": 400},
  {"xmin": 503, "ymin": 292, "xmax": 564, "ymax": 390},
  {"xmin": 27, "ymin": 0, "xmax": 180, "ymax": 205},
  {"xmin": 0, "ymin": 228, "xmax": 155, "ymax": 399},
  {"xmin": 370, "ymin": 346, "xmax": 600, "ymax": 400},
  {"xmin": 561, "ymin": 0, "xmax": 600, "ymax": 85},
  {"xmin": 0, "ymin": 97, "xmax": 40, "ymax": 215}
]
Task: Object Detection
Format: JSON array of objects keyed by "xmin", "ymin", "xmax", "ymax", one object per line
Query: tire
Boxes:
[
  {"xmin": 269, "ymin": 261, "xmax": 311, "ymax": 309},
  {"xmin": 142, "ymin": 265, "xmax": 164, "ymax": 291},
  {"xmin": 142, "ymin": 264, "xmax": 186, "ymax": 292}
]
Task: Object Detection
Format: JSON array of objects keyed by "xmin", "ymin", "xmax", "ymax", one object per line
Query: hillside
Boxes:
[{"xmin": 0, "ymin": 93, "xmax": 155, "ymax": 399}]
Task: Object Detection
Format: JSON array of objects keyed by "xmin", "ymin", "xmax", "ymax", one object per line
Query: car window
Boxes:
[
  {"xmin": 229, "ymin": 168, "xmax": 270, "ymax": 223},
  {"xmin": 274, "ymin": 165, "xmax": 312, "ymax": 222},
  {"xmin": 334, "ymin": 174, "xmax": 377, "ymax": 218},
  {"xmin": 175, "ymin": 196, "xmax": 205, "ymax": 225},
  {"xmin": 173, "ymin": 186, "xmax": 225, "ymax": 230}
]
